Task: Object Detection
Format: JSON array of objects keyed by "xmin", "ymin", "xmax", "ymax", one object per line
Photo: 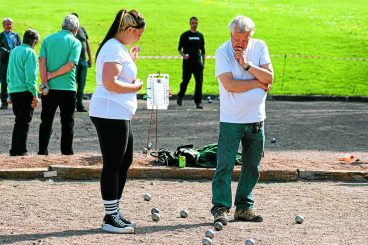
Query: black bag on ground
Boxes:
[
  {"xmin": 174, "ymin": 144, "xmax": 199, "ymax": 167},
  {"xmin": 150, "ymin": 148, "xmax": 177, "ymax": 166}
]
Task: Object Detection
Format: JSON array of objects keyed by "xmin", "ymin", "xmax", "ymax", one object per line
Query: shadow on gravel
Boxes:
[
  {"xmin": 136, "ymin": 222, "xmax": 213, "ymax": 234},
  {"xmin": 0, "ymin": 228, "xmax": 102, "ymax": 244},
  {"xmin": 337, "ymin": 183, "xmax": 368, "ymax": 187}
]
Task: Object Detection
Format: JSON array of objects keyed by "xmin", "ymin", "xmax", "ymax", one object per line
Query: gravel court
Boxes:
[
  {"xmin": 0, "ymin": 180, "xmax": 367, "ymax": 245},
  {"xmin": 0, "ymin": 99, "xmax": 367, "ymax": 154}
]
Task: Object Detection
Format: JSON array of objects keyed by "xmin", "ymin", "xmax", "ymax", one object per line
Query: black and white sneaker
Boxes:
[
  {"xmin": 101, "ymin": 214, "xmax": 135, "ymax": 234},
  {"xmin": 118, "ymin": 212, "xmax": 136, "ymax": 228}
]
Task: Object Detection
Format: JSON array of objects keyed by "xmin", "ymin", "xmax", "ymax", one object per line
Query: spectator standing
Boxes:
[
  {"xmin": 7, "ymin": 29, "xmax": 40, "ymax": 156},
  {"xmin": 38, "ymin": 14, "xmax": 81, "ymax": 155},
  {"xmin": 0, "ymin": 17, "xmax": 21, "ymax": 109}
]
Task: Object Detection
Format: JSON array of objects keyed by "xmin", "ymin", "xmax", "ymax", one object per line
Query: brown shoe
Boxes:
[
  {"xmin": 234, "ymin": 208, "xmax": 263, "ymax": 222},
  {"xmin": 211, "ymin": 207, "xmax": 229, "ymax": 225}
]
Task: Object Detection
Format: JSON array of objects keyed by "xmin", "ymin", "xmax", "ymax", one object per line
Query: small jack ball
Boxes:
[
  {"xmin": 152, "ymin": 212, "xmax": 160, "ymax": 222},
  {"xmin": 202, "ymin": 237, "xmax": 212, "ymax": 245},
  {"xmin": 151, "ymin": 207, "xmax": 160, "ymax": 214},
  {"xmin": 295, "ymin": 215, "xmax": 304, "ymax": 224},
  {"xmin": 205, "ymin": 229, "xmax": 215, "ymax": 239},
  {"xmin": 180, "ymin": 209, "xmax": 189, "ymax": 218},
  {"xmin": 245, "ymin": 239, "xmax": 255, "ymax": 245},
  {"xmin": 214, "ymin": 221, "xmax": 223, "ymax": 231},
  {"xmin": 143, "ymin": 193, "xmax": 151, "ymax": 201}
]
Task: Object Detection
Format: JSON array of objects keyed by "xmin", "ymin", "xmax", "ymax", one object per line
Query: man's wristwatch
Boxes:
[{"xmin": 244, "ymin": 62, "xmax": 253, "ymax": 71}]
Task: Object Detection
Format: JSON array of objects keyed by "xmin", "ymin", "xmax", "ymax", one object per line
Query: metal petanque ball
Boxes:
[
  {"xmin": 271, "ymin": 137, "xmax": 277, "ymax": 143},
  {"xmin": 151, "ymin": 207, "xmax": 160, "ymax": 214},
  {"xmin": 147, "ymin": 142, "xmax": 153, "ymax": 150},
  {"xmin": 180, "ymin": 209, "xmax": 189, "ymax": 218},
  {"xmin": 143, "ymin": 147, "xmax": 148, "ymax": 154},
  {"xmin": 202, "ymin": 237, "xmax": 213, "ymax": 245},
  {"xmin": 143, "ymin": 193, "xmax": 151, "ymax": 201},
  {"xmin": 245, "ymin": 239, "xmax": 255, "ymax": 245},
  {"xmin": 295, "ymin": 215, "xmax": 304, "ymax": 224},
  {"xmin": 205, "ymin": 229, "xmax": 215, "ymax": 239},
  {"xmin": 214, "ymin": 221, "xmax": 223, "ymax": 231},
  {"xmin": 152, "ymin": 212, "xmax": 160, "ymax": 222}
]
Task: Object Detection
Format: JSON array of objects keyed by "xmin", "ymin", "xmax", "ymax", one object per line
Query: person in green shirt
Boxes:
[
  {"xmin": 38, "ymin": 14, "xmax": 81, "ymax": 155},
  {"xmin": 7, "ymin": 29, "xmax": 40, "ymax": 156}
]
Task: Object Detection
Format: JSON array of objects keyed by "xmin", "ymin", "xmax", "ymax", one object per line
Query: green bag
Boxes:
[{"xmin": 196, "ymin": 143, "xmax": 242, "ymax": 168}]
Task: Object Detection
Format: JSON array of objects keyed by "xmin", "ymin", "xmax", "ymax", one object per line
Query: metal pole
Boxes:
[
  {"xmin": 155, "ymin": 107, "xmax": 158, "ymax": 163},
  {"xmin": 147, "ymin": 108, "xmax": 154, "ymax": 149}
]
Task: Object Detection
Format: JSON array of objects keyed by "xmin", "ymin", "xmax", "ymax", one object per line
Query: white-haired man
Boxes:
[
  {"xmin": 0, "ymin": 17, "xmax": 21, "ymax": 109},
  {"xmin": 211, "ymin": 15, "xmax": 274, "ymax": 225},
  {"xmin": 38, "ymin": 14, "xmax": 81, "ymax": 155}
]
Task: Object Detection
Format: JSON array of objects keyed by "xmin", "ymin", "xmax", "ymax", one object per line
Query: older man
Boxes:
[
  {"xmin": 0, "ymin": 18, "xmax": 21, "ymax": 109},
  {"xmin": 211, "ymin": 16, "xmax": 273, "ymax": 225},
  {"xmin": 38, "ymin": 14, "xmax": 81, "ymax": 155}
]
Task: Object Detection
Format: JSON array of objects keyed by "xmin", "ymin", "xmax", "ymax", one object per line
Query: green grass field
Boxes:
[{"xmin": 1, "ymin": 0, "xmax": 367, "ymax": 96}]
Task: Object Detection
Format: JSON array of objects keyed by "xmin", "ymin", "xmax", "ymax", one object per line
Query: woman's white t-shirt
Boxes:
[{"xmin": 89, "ymin": 38, "xmax": 137, "ymax": 120}]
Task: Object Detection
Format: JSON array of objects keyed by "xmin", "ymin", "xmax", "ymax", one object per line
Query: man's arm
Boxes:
[
  {"xmin": 234, "ymin": 46, "xmax": 274, "ymax": 84},
  {"xmin": 201, "ymin": 34, "xmax": 205, "ymax": 67},
  {"xmin": 24, "ymin": 52, "xmax": 38, "ymax": 97},
  {"xmin": 39, "ymin": 57, "xmax": 48, "ymax": 84},
  {"xmin": 86, "ymin": 38, "xmax": 92, "ymax": 67},
  {"xmin": 218, "ymin": 72, "xmax": 270, "ymax": 93},
  {"xmin": 247, "ymin": 63, "xmax": 274, "ymax": 85},
  {"xmin": 47, "ymin": 61, "xmax": 76, "ymax": 80},
  {"xmin": 178, "ymin": 33, "xmax": 189, "ymax": 59},
  {"xmin": 16, "ymin": 33, "xmax": 22, "ymax": 46}
]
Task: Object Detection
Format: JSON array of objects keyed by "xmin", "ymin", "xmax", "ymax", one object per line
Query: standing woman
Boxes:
[{"xmin": 89, "ymin": 9, "xmax": 145, "ymax": 234}]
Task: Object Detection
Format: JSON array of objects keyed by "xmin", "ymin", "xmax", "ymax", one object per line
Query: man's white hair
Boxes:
[
  {"xmin": 62, "ymin": 14, "xmax": 79, "ymax": 32},
  {"xmin": 2, "ymin": 17, "xmax": 13, "ymax": 25},
  {"xmin": 229, "ymin": 15, "xmax": 255, "ymax": 35}
]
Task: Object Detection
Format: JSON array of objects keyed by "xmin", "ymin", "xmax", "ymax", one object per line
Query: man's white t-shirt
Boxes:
[
  {"xmin": 215, "ymin": 39, "xmax": 271, "ymax": 123},
  {"xmin": 89, "ymin": 38, "xmax": 137, "ymax": 120}
]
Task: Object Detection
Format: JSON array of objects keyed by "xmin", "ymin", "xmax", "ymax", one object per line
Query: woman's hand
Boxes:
[
  {"xmin": 133, "ymin": 78, "xmax": 144, "ymax": 91},
  {"xmin": 130, "ymin": 46, "xmax": 140, "ymax": 61}
]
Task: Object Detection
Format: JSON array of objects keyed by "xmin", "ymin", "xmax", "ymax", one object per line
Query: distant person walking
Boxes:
[
  {"xmin": 71, "ymin": 12, "xmax": 92, "ymax": 112},
  {"xmin": 177, "ymin": 16, "xmax": 205, "ymax": 109},
  {"xmin": 38, "ymin": 14, "xmax": 81, "ymax": 155},
  {"xmin": 0, "ymin": 17, "xmax": 21, "ymax": 109},
  {"xmin": 89, "ymin": 9, "xmax": 145, "ymax": 234},
  {"xmin": 7, "ymin": 29, "xmax": 40, "ymax": 156},
  {"xmin": 211, "ymin": 16, "xmax": 273, "ymax": 225}
]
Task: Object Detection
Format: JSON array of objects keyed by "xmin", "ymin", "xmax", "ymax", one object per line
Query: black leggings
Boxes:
[{"xmin": 90, "ymin": 116, "xmax": 134, "ymax": 201}]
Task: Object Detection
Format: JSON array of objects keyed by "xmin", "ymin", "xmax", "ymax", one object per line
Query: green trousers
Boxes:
[
  {"xmin": 76, "ymin": 60, "xmax": 88, "ymax": 107},
  {"xmin": 212, "ymin": 121, "xmax": 264, "ymax": 210}
]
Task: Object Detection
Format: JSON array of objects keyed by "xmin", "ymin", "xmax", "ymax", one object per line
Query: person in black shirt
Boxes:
[
  {"xmin": 177, "ymin": 16, "xmax": 205, "ymax": 109},
  {"xmin": 71, "ymin": 13, "xmax": 92, "ymax": 112}
]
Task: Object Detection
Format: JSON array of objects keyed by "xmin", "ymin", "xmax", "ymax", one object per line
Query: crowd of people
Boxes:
[{"xmin": 0, "ymin": 10, "xmax": 273, "ymax": 235}]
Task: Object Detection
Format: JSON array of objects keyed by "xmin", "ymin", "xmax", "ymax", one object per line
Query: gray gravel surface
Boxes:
[{"xmin": 0, "ymin": 180, "xmax": 367, "ymax": 245}]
